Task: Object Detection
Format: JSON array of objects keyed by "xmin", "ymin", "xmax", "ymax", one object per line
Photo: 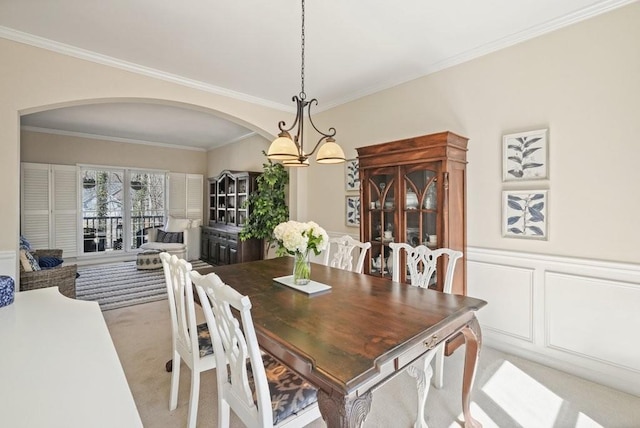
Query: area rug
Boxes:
[{"xmin": 76, "ymin": 259, "xmax": 212, "ymax": 311}]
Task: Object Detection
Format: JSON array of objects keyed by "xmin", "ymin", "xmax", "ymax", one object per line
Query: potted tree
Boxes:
[{"xmin": 239, "ymin": 154, "xmax": 289, "ymax": 258}]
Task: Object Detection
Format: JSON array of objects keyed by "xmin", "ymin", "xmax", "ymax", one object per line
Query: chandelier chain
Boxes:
[
  {"xmin": 300, "ymin": 0, "xmax": 305, "ymax": 98},
  {"xmin": 267, "ymin": 0, "xmax": 344, "ymax": 165}
]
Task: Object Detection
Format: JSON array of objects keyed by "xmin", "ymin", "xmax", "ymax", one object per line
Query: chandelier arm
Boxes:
[
  {"xmin": 305, "ymin": 135, "xmax": 332, "ymax": 158},
  {"xmin": 277, "ymin": 96, "xmax": 303, "ymax": 136},
  {"xmin": 306, "ymin": 98, "xmax": 337, "ymax": 139}
]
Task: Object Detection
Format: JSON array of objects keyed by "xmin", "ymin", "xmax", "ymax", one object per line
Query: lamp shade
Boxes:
[
  {"xmin": 316, "ymin": 140, "xmax": 346, "ymax": 164},
  {"xmin": 267, "ymin": 135, "xmax": 299, "ymax": 160}
]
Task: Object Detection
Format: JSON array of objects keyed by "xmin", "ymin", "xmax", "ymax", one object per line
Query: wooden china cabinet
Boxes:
[
  {"xmin": 356, "ymin": 131, "xmax": 468, "ymax": 296},
  {"xmin": 201, "ymin": 170, "xmax": 262, "ymax": 266}
]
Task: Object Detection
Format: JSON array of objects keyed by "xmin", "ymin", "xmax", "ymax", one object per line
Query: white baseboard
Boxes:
[{"xmin": 467, "ymin": 246, "xmax": 640, "ymax": 397}]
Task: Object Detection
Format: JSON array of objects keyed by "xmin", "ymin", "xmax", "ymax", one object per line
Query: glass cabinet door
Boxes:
[
  {"xmin": 362, "ymin": 163, "xmax": 441, "ymax": 281},
  {"xmin": 401, "ymin": 163, "xmax": 440, "ymax": 286},
  {"xmin": 403, "ymin": 164, "xmax": 439, "ymax": 249},
  {"xmin": 216, "ymin": 175, "xmax": 227, "ymax": 223},
  {"xmin": 237, "ymin": 177, "xmax": 249, "ymax": 226},
  {"xmin": 365, "ymin": 168, "xmax": 396, "ymax": 278}
]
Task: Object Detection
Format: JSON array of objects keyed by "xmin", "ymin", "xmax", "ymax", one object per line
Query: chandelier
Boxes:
[{"xmin": 266, "ymin": 0, "xmax": 345, "ymax": 167}]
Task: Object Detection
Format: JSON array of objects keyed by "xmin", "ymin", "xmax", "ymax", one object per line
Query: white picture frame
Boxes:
[
  {"xmin": 502, "ymin": 190, "xmax": 548, "ymax": 239},
  {"xmin": 345, "ymin": 158, "xmax": 360, "ymax": 191},
  {"xmin": 503, "ymin": 129, "xmax": 548, "ymax": 181},
  {"xmin": 345, "ymin": 195, "xmax": 360, "ymax": 227}
]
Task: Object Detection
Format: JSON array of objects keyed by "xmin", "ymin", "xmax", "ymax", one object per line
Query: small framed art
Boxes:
[
  {"xmin": 503, "ymin": 129, "xmax": 548, "ymax": 181},
  {"xmin": 345, "ymin": 158, "xmax": 360, "ymax": 191},
  {"xmin": 345, "ymin": 195, "xmax": 360, "ymax": 227},
  {"xmin": 502, "ymin": 190, "xmax": 548, "ymax": 239}
]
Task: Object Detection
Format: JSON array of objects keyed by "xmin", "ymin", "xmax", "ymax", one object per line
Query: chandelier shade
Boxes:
[
  {"xmin": 267, "ymin": 133, "xmax": 299, "ymax": 160},
  {"xmin": 316, "ymin": 138, "xmax": 346, "ymax": 164},
  {"xmin": 266, "ymin": 0, "xmax": 345, "ymax": 168}
]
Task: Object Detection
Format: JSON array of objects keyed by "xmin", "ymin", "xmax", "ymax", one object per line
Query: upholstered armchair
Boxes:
[
  {"xmin": 140, "ymin": 217, "xmax": 201, "ymax": 261},
  {"xmin": 19, "ymin": 249, "xmax": 77, "ymax": 299}
]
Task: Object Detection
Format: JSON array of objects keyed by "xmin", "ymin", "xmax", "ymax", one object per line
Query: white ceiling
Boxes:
[{"xmin": 2, "ymin": 0, "xmax": 634, "ymax": 150}]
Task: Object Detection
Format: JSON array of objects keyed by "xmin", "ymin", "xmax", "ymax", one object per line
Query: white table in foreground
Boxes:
[{"xmin": 0, "ymin": 288, "xmax": 142, "ymax": 428}]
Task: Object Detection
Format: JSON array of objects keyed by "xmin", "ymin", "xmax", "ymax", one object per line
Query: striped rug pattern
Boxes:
[{"xmin": 76, "ymin": 259, "xmax": 212, "ymax": 311}]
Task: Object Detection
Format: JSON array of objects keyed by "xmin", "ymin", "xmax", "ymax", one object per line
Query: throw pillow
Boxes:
[
  {"xmin": 38, "ymin": 256, "xmax": 64, "ymax": 269},
  {"xmin": 19, "ymin": 250, "xmax": 41, "ymax": 272},
  {"xmin": 156, "ymin": 230, "xmax": 184, "ymax": 243},
  {"xmin": 166, "ymin": 216, "xmax": 191, "ymax": 232},
  {"xmin": 19, "ymin": 235, "xmax": 32, "ymax": 251}
]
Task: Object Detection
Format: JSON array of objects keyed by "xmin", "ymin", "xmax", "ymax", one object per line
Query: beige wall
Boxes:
[
  {"xmin": 206, "ymin": 134, "xmax": 270, "ymax": 177},
  {"xmin": 21, "ymin": 130, "xmax": 207, "ymax": 174},
  {"xmin": 307, "ymin": 3, "xmax": 640, "ymax": 264}
]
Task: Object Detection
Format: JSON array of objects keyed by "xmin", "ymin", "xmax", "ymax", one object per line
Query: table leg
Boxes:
[
  {"xmin": 461, "ymin": 316, "xmax": 483, "ymax": 428},
  {"xmin": 317, "ymin": 389, "xmax": 372, "ymax": 428}
]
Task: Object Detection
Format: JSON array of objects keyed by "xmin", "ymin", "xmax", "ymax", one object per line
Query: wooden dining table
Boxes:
[{"xmin": 196, "ymin": 257, "xmax": 487, "ymax": 428}]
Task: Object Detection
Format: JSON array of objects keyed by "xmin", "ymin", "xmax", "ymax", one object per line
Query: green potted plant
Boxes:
[{"xmin": 239, "ymin": 154, "xmax": 289, "ymax": 258}]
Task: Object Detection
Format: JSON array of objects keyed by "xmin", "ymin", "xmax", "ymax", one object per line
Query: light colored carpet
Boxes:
[
  {"xmin": 104, "ymin": 300, "xmax": 640, "ymax": 428},
  {"xmin": 77, "ymin": 259, "xmax": 211, "ymax": 311}
]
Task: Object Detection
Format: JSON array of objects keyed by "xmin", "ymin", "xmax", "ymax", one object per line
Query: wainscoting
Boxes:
[{"xmin": 467, "ymin": 247, "xmax": 640, "ymax": 397}]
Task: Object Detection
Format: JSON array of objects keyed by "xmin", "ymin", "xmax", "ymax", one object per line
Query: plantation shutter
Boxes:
[
  {"xmin": 21, "ymin": 163, "xmax": 51, "ymax": 249},
  {"xmin": 168, "ymin": 173, "xmax": 203, "ymax": 221},
  {"xmin": 168, "ymin": 173, "xmax": 186, "ymax": 218},
  {"xmin": 21, "ymin": 163, "xmax": 79, "ymax": 255},
  {"xmin": 52, "ymin": 165, "xmax": 78, "ymax": 257},
  {"xmin": 186, "ymin": 174, "xmax": 203, "ymax": 221}
]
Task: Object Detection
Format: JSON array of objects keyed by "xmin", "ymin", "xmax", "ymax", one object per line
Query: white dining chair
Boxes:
[
  {"xmin": 388, "ymin": 242, "xmax": 463, "ymax": 428},
  {"xmin": 322, "ymin": 235, "xmax": 372, "ymax": 274},
  {"xmin": 160, "ymin": 253, "xmax": 216, "ymax": 428},
  {"xmin": 190, "ymin": 270, "xmax": 322, "ymax": 428}
]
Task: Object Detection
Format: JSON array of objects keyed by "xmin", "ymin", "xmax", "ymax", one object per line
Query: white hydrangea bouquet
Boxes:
[{"xmin": 273, "ymin": 220, "xmax": 329, "ymax": 284}]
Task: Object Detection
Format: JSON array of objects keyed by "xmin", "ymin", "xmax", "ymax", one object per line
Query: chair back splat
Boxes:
[
  {"xmin": 389, "ymin": 243, "xmax": 462, "ymax": 292},
  {"xmin": 322, "ymin": 235, "xmax": 371, "ymax": 274},
  {"xmin": 191, "ymin": 271, "xmax": 322, "ymax": 428}
]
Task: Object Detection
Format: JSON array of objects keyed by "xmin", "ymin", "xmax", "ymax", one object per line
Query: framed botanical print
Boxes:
[
  {"xmin": 345, "ymin": 158, "xmax": 360, "ymax": 191},
  {"xmin": 503, "ymin": 129, "xmax": 548, "ymax": 181},
  {"xmin": 502, "ymin": 190, "xmax": 548, "ymax": 239},
  {"xmin": 345, "ymin": 195, "xmax": 360, "ymax": 227}
]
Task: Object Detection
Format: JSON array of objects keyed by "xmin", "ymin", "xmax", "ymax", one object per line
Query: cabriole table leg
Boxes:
[{"xmin": 461, "ymin": 316, "xmax": 483, "ymax": 428}]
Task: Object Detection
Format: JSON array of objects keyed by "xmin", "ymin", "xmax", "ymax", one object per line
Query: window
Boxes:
[{"xmin": 81, "ymin": 166, "xmax": 166, "ymax": 254}]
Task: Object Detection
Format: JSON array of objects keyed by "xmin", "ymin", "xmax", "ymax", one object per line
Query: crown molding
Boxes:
[
  {"xmin": 21, "ymin": 125, "xmax": 207, "ymax": 152},
  {"xmin": 209, "ymin": 132, "xmax": 259, "ymax": 151},
  {"xmin": 0, "ymin": 26, "xmax": 293, "ymax": 113}
]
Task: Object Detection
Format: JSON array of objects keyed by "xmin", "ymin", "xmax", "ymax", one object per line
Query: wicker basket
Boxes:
[{"xmin": 19, "ymin": 249, "xmax": 77, "ymax": 299}]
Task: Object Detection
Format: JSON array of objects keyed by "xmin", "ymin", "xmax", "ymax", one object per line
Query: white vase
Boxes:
[{"xmin": 406, "ymin": 190, "xmax": 418, "ymax": 209}]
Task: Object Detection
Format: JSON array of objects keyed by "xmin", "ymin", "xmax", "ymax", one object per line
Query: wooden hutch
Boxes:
[
  {"xmin": 201, "ymin": 170, "xmax": 262, "ymax": 265},
  {"xmin": 356, "ymin": 131, "xmax": 468, "ymax": 296}
]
